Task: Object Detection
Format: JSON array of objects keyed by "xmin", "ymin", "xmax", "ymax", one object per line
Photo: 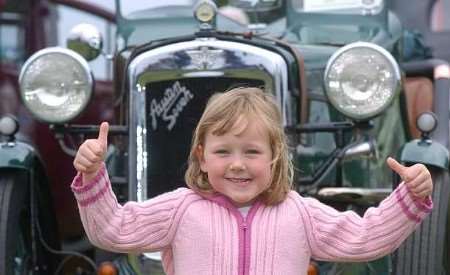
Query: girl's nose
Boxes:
[{"xmin": 229, "ymin": 156, "xmax": 246, "ymax": 171}]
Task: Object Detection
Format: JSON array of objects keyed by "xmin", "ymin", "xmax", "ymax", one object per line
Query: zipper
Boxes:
[
  {"xmin": 241, "ymin": 221, "xmax": 247, "ymax": 275},
  {"xmin": 238, "ymin": 203, "xmax": 261, "ymax": 275},
  {"xmin": 239, "ymin": 212, "xmax": 254, "ymax": 275},
  {"xmin": 208, "ymin": 196, "xmax": 261, "ymax": 275}
]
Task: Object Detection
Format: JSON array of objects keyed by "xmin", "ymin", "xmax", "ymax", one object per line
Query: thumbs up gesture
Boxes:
[
  {"xmin": 73, "ymin": 122, "xmax": 109, "ymax": 182},
  {"xmin": 387, "ymin": 157, "xmax": 433, "ymax": 200}
]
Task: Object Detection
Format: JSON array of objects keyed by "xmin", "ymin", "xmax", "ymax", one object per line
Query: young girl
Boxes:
[{"xmin": 72, "ymin": 87, "xmax": 433, "ymax": 275}]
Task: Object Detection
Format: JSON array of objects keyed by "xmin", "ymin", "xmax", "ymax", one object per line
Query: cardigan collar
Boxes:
[{"xmin": 197, "ymin": 190, "xmax": 263, "ymax": 215}]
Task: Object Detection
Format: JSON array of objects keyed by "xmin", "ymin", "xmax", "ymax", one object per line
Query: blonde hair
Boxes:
[{"xmin": 185, "ymin": 87, "xmax": 293, "ymax": 205}]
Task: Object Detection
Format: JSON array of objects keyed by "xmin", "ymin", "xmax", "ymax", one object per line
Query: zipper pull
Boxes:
[{"xmin": 241, "ymin": 222, "xmax": 247, "ymax": 230}]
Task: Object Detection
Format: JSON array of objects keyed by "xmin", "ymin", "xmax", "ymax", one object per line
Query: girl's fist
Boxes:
[
  {"xmin": 73, "ymin": 122, "xmax": 109, "ymax": 181},
  {"xmin": 387, "ymin": 157, "xmax": 433, "ymax": 199}
]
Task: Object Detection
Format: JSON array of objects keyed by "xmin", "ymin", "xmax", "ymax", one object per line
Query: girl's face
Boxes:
[{"xmin": 199, "ymin": 119, "xmax": 272, "ymax": 207}]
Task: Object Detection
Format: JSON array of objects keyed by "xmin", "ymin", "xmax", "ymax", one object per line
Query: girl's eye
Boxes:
[
  {"xmin": 246, "ymin": 149, "xmax": 261, "ymax": 154},
  {"xmin": 214, "ymin": 150, "xmax": 229, "ymax": 154}
]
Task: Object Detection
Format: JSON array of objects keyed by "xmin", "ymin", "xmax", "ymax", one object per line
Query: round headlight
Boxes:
[
  {"xmin": 19, "ymin": 47, "xmax": 93, "ymax": 123},
  {"xmin": 324, "ymin": 42, "xmax": 401, "ymax": 120},
  {"xmin": 416, "ymin": 112, "xmax": 437, "ymax": 133},
  {"xmin": 0, "ymin": 116, "xmax": 19, "ymax": 136},
  {"xmin": 194, "ymin": 0, "xmax": 217, "ymax": 24}
]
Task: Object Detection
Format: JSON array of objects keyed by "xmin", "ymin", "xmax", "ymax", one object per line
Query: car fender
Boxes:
[
  {"xmin": 0, "ymin": 141, "xmax": 42, "ymax": 172},
  {"xmin": 400, "ymin": 139, "xmax": 449, "ymax": 170}
]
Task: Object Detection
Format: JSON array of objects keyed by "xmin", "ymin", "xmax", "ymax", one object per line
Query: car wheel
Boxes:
[
  {"xmin": 0, "ymin": 171, "xmax": 33, "ymax": 274},
  {"xmin": 0, "ymin": 171, "xmax": 58, "ymax": 275},
  {"xmin": 392, "ymin": 167, "xmax": 450, "ymax": 275}
]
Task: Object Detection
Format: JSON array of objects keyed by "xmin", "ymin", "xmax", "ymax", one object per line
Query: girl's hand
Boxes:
[
  {"xmin": 387, "ymin": 157, "xmax": 433, "ymax": 199},
  {"xmin": 73, "ymin": 122, "xmax": 109, "ymax": 182}
]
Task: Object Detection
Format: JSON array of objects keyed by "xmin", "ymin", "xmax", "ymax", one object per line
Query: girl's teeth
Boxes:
[{"xmin": 230, "ymin": 178, "xmax": 248, "ymax": 183}]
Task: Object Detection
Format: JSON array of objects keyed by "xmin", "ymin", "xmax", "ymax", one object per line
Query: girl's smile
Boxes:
[
  {"xmin": 225, "ymin": 177, "xmax": 251, "ymax": 184},
  {"xmin": 199, "ymin": 118, "xmax": 272, "ymax": 207}
]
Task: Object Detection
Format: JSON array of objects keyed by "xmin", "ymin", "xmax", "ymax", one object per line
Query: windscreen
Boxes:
[{"xmin": 292, "ymin": 0, "xmax": 384, "ymax": 14}]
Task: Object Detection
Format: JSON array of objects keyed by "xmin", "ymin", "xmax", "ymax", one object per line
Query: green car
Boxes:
[{"xmin": 1, "ymin": 0, "xmax": 449, "ymax": 274}]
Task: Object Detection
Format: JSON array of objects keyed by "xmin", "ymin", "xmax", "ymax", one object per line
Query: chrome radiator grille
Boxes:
[{"xmin": 145, "ymin": 77, "xmax": 264, "ymax": 197}]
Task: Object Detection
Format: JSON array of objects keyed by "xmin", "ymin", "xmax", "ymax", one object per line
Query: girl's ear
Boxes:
[{"xmin": 197, "ymin": 145, "xmax": 207, "ymax": 172}]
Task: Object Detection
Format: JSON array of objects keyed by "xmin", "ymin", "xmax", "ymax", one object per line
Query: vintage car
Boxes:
[{"xmin": 1, "ymin": 0, "xmax": 449, "ymax": 274}]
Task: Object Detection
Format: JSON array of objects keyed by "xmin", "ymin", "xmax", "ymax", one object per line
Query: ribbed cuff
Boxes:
[
  {"xmin": 71, "ymin": 164, "xmax": 110, "ymax": 207},
  {"xmin": 395, "ymin": 182, "xmax": 433, "ymax": 223}
]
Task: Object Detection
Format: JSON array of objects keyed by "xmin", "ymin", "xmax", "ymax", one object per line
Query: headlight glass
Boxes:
[
  {"xmin": 324, "ymin": 42, "xmax": 400, "ymax": 120},
  {"xmin": 0, "ymin": 116, "xmax": 19, "ymax": 136},
  {"xmin": 19, "ymin": 47, "xmax": 93, "ymax": 123},
  {"xmin": 194, "ymin": 1, "xmax": 217, "ymax": 24}
]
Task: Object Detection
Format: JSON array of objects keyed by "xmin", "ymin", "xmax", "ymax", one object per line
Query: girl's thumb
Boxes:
[
  {"xmin": 386, "ymin": 157, "xmax": 406, "ymax": 178},
  {"xmin": 97, "ymin": 122, "xmax": 109, "ymax": 148}
]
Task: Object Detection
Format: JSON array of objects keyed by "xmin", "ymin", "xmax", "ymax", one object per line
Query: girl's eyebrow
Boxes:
[
  {"xmin": 241, "ymin": 142, "xmax": 269, "ymax": 149},
  {"xmin": 207, "ymin": 141, "xmax": 229, "ymax": 148}
]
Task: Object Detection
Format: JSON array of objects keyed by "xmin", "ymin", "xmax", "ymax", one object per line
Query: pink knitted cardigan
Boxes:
[{"xmin": 71, "ymin": 165, "xmax": 432, "ymax": 275}]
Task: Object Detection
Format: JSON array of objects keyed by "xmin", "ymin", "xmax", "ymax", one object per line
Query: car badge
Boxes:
[
  {"xmin": 149, "ymin": 81, "xmax": 194, "ymax": 131},
  {"xmin": 186, "ymin": 46, "xmax": 224, "ymax": 70}
]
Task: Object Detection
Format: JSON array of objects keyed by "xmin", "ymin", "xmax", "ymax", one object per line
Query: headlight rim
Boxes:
[
  {"xmin": 194, "ymin": 0, "xmax": 217, "ymax": 24},
  {"xmin": 19, "ymin": 46, "xmax": 94, "ymax": 124},
  {"xmin": 324, "ymin": 41, "xmax": 401, "ymax": 121}
]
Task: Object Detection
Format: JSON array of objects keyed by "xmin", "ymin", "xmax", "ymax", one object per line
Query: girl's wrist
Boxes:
[{"xmin": 82, "ymin": 170, "xmax": 100, "ymax": 183}]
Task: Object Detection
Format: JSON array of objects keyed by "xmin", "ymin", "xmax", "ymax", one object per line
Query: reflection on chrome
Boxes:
[
  {"xmin": 137, "ymin": 83, "xmax": 144, "ymax": 93},
  {"xmin": 136, "ymin": 125, "xmax": 145, "ymax": 201}
]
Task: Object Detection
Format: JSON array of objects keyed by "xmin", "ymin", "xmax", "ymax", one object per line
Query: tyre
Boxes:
[
  {"xmin": 0, "ymin": 171, "xmax": 32, "ymax": 274},
  {"xmin": 392, "ymin": 167, "xmax": 450, "ymax": 275},
  {"xmin": 0, "ymin": 170, "xmax": 58, "ymax": 275}
]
